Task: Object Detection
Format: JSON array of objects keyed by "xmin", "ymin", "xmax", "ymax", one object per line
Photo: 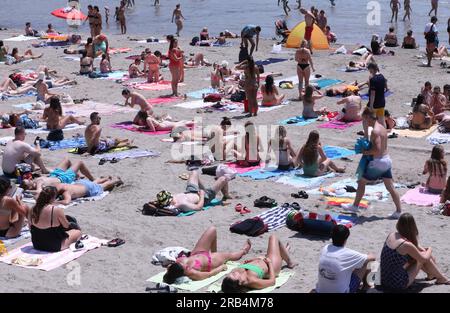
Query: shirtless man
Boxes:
[
  {"xmin": 21, "ymin": 157, "xmax": 95, "ymax": 196},
  {"xmin": 52, "ymin": 177, "xmax": 122, "ymax": 205},
  {"xmin": 172, "ymin": 4, "xmax": 185, "ymax": 37},
  {"xmin": 430, "ymin": 86, "xmax": 447, "ymax": 115},
  {"xmin": 240, "ymin": 25, "xmax": 261, "ymax": 56},
  {"xmin": 34, "ymin": 72, "xmax": 59, "ymax": 103},
  {"xmin": 85, "ymin": 112, "xmax": 131, "ymax": 154},
  {"xmin": 128, "ymin": 59, "xmax": 145, "ymax": 78},
  {"xmin": 300, "ymin": 8, "xmax": 316, "ymax": 51},
  {"xmin": 144, "ymin": 50, "xmax": 162, "ymax": 83},
  {"xmin": 157, "ymin": 171, "xmax": 230, "ymax": 212},
  {"xmin": 1, "ymin": 127, "xmax": 49, "ymax": 177},
  {"xmin": 342, "ymin": 108, "xmax": 402, "ymax": 219},
  {"xmin": 390, "ymin": 0, "xmax": 401, "ymax": 23},
  {"xmin": 122, "ymin": 89, "xmax": 154, "ymax": 126},
  {"xmin": 428, "ymin": 0, "xmax": 438, "ymax": 16}
]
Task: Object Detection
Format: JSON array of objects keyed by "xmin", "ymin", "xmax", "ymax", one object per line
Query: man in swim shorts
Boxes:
[
  {"xmin": 342, "ymin": 108, "xmax": 402, "ymax": 219},
  {"xmin": 20, "ymin": 157, "xmax": 95, "ymax": 195},
  {"xmin": 300, "ymin": 8, "xmax": 316, "ymax": 50},
  {"xmin": 85, "ymin": 112, "xmax": 131, "ymax": 154},
  {"xmin": 367, "ymin": 63, "xmax": 388, "ymax": 130},
  {"xmin": 53, "ymin": 177, "xmax": 123, "ymax": 205},
  {"xmin": 240, "ymin": 25, "xmax": 261, "ymax": 56},
  {"xmin": 156, "ymin": 171, "xmax": 231, "ymax": 212}
]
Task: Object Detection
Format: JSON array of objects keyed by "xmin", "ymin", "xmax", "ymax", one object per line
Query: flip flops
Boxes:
[
  {"xmin": 99, "ymin": 158, "xmax": 119, "ymax": 165},
  {"xmin": 110, "ymin": 158, "xmax": 119, "ymax": 164},
  {"xmin": 291, "ymin": 191, "xmax": 309, "ymax": 199},
  {"xmin": 388, "ymin": 133, "xmax": 398, "ymax": 139},
  {"xmin": 107, "ymin": 238, "xmax": 125, "ymax": 247},
  {"xmin": 254, "ymin": 196, "xmax": 277, "ymax": 208},
  {"xmin": 98, "ymin": 158, "xmax": 107, "ymax": 165},
  {"xmin": 344, "ymin": 185, "xmax": 357, "ymax": 193}
]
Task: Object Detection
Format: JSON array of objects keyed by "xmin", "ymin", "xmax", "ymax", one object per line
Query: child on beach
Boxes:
[{"xmin": 422, "ymin": 145, "xmax": 447, "ymax": 194}]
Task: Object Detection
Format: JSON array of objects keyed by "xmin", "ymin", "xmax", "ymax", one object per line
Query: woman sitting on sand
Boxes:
[
  {"xmin": 0, "ymin": 177, "xmax": 28, "ymax": 239},
  {"xmin": 370, "ymin": 34, "xmax": 387, "ymax": 55},
  {"xmin": 380, "ymin": 213, "xmax": 450, "ymax": 291},
  {"xmin": 43, "ymin": 97, "xmax": 84, "ymax": 130},
  {"xmin": 28, "ymin": 186, "xmax": 82, "ymax": 252},
  {"xmin": 384, "ymin": 27, "xmax": 398, "ymax": 47},
  {"xmin": 336, "ymin": 88, "xmax": 362, "ymax": 122},
  {"xmin": 232, "ymin": 121, "xmax": 262, "ymax": 167},
  {"xmin": 401, "ymin": 30, "xmax": 417, "ymax": 49},
  {"xmin": 221, "ymin": 235, "xmax": 296, "ymax": 293},
  {"xmin": 10, "ymin": 47, "xmax": 42, "ymax": 63},
  {"xmin": 267, "ymin": 126, "xmax": 296, "ymax": 170},
  {"xmin": 163, "ymin": 226, "xmax": 251, "ymax": 284},
  {"xmin": 408, "ymin": 94, "xmax": 434, "ymax": 130},
  {"xmin": 302, "ymin": 85, "xmax": 325, "ymax": 119},
  {"xmin": 80, "ymin": 50, "xmax": 94, "ymax": 75},
  {"xmin": 261, "ymin": 75, "xmax": 285, "ymax": 107},
  {"xmin": 295, "ymin": 130, "xmax": 345, "ymax": 177},
  {"xmin": 422, "ymin": 145, "xmax": 447, "ymax": 194},
  {"xmin": 184, "ymin": 53, "xmax": 212, "ymax": 67},
  {"xmin": 100, "ymin": 53, "xmax": 112, "ymax": 73}
]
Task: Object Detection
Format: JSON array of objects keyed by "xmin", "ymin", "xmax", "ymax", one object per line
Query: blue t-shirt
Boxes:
[
  {"xmin": 369, "ymin": 73, "xmax": 386, "ymax": 109},
  {"xmin": 242, "ymin": 25, "xmax": 257, "ymax": 38}
]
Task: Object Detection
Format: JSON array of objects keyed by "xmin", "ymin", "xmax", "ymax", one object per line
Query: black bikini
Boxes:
[
  {"xmin": 31, "ymin": 206, "xmax": 69, "ymax": 252},
  {"xmin": 297, "ymin": 63, "xmax": 310, "ymax": 70}
]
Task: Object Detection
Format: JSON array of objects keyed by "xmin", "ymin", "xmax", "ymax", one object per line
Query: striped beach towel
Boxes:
[{"xmin": 257, "ymin": 206, "xmax": 293, "ymax": 232}]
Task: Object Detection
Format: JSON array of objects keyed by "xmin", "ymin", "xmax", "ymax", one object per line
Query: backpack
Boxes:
[
  {"xmin": 238, "ymin": 46, "xmax": 249, "ymax": 63},
  {"xmin": 203, "ymin": 93, "xmax": 222, "ymax": 102},
  {"xmin": 47, "ymin": 129, "xmax": 64, "ymax": 141},
  {"xmin": 142, "ymin": 201, "xmax": 179, "ymax": 216},
  {"xmin": 230, "ymin": 90, "xmax": 246, "ymax": 102},
  {"xmin": 190, "ymin": 36, "xmax": 200, "ymax": 46},
  {"xmin": 425, "ymin": 26, "xmax": 436, "ymax": 44},
  {"xmin": 230, "ymin": 217, "xmax": 268, "ymax": 237}
]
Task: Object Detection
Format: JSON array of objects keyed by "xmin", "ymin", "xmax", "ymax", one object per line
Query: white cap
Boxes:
[{"xmin": 221, "ymin": 60, "xmax": 229, "ymax": 68}]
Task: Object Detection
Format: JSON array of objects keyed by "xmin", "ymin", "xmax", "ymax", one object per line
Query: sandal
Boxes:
[
  {"xmin": 107, "ymin": 238, "xmax": 125, "ymax": 247},
  {"xmin": 290, "ymin": 202, "xmax": 301, "ymax": 210},
  {"xmin": 388, "ymin": 133, "xmax": 398, "ymax": 139},
  {"xmin": 98, "ymin": 158, "xmax": 107, "ymax": 165},
  {"xmin": 110, "ymin": 158, "xmax": 119, "ymax": 164},
  {"xmin": 344, "ymin": 185, "xmax": 357, "ymax": 193},
  {"xmin": 254, "ymin": 196, "xmax": 277, "ymax": 208}
]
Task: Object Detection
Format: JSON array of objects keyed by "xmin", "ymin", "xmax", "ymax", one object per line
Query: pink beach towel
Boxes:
[
  {"xmin": 108, "ymin": 47, "xmax": 132, "ymax": 54},
  {"xmin": 318, "ymin": 119, "xmax": 362, "ymax": 130},
  {"xmin": 225, "ymin": 162, "xmax": 265, "ymax": 174},
  {"xmin": 400, "ymin": 187, "xmax": 441, "ymax": 207},
  {"xmin": 147, "ymin": 96, "xmax": 182, "ymax": 105},
  {"xmin": 127, "ymin": 81, "xmax": 186, "ymax": 91},
  {"xmin": 0, "ymin": 236, "xmax": 104, "ymax": 271},
  {"xmin": 111, "ymin": 121, "xmax": 171, "ymax": 135}
]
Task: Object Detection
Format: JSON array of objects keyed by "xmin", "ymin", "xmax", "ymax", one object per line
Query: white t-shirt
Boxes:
[
  {"xmin": 316, "ymin": 244, "xmax": 367, "ymax": 293},
  {"xmin": 1, "ymin": 140, "xmax": 35, "ymax": 174},
  {"xmin": 424, "ymin": 23, "xmax": 437, "ymax": 34}
]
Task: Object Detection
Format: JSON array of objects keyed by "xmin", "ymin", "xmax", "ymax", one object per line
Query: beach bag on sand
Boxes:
[
  {"xmin": 296, "ymin": 213, "xmax": 336, "ymax": 237},
  {"xmin": 203, "ymin": 93, "xmax": 222, "ymax": 102},
  {"xmin": 142, "ymin": 201, "xmax": 179, "ymax": 216},
  {"xmin": 230, "ymin": 217, "xmax": 268, "ymax": 237},
  {"xmin": 230, "ymin": 90, "xmax": 246, "ymax": 102},
  {"xmin": 47, "ymin": 129, "xmax": 64, "ymax": 141}
]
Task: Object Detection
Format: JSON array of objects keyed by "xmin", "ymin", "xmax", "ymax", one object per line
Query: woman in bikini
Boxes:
[
  {"xmin": 93, "ymin": 6, "xmax": 102, "ymax": 37},
  {"xmin": 10, "ymin": 47, "xmax": 42, "ymax": 63},
  {"xmin": 168, "ymin": 38, "xmax": 183, "ymax": 96},
  {"xmin": 380, "ymin": 213, "xmax": 450, "ymax": 291},
  {"xmin": 0, "ymin": 177, "xmax": 28, "ymax": 239},
  {"xmin": 43, "ymin": 97, "xmax": 84, "ymax": 130},
  {"xmin": 261, "ymin": 75, "xmax": 285, "ymax": 107},
  {"xmin": 171, "ymin": 4, "xmax": 185, "ymax": 37},
  {"xmin": 302, "ymin": 85, "xmax": 325, "ymax": 119},
  {"xmin": 336, "ymin": 88, "xmax": 362, "ymax": 122},
  {"xmin": 409, "ymin": 94, "xmax": 434, "ymax": 130},
  {"xmin": 295, "ymin": 40, "xmax": 315, "ymax": 100},
  {"xmin": 222, "ymin": 235, "xmax": 296, "ymax": 292},
  {"xmin": 267, "ymin": 126, "xmax": 296, "ymax": 170},
  {"xmin": 232, "ymin": 121, "xmax": 262, "ymax": 167},
  {"xmin": 296, "ymin": 130, "xmax": 345, "ymax": 177},
  {"xmin": 163, "ymin": 226, "xmax": 251, "ymax": 283},
  {"xmin": 28, "ymin": 186, "xmax": 81, "ymax": 252},
  {"xmin": 236, "ymin": 56, "xmax": 260, "ymax": 116},
  {"xmin": 0, "ymin": 77, "xmax": 36, "ymax": 95}
]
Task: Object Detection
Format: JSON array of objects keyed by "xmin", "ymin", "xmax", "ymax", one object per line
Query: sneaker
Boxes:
[
  {"xmin": 341, "ymin": 203, "xmax": 361, "ymax": 213},
  {"xmin": 388, "ymin": 211, "xmax": 402, "ymax": 219}
]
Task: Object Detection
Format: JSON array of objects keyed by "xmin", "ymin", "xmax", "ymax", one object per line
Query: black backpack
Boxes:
[
  {"xmin": 238, "ymin": 46, "xmax": 249, "ymax": 63},
  {"xmin": 47, "ymin": 129, "xmax": 64, "ymax": 141},
  {"xmin": 230, "ymin": 217, "xmax": 268, "ymax": 237},
  {"xmin": 142, "ymin": 202, "xmax": 179, "ymax": 216}
]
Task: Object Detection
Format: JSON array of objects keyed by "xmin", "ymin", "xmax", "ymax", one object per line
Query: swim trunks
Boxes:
[
  {"xmin": 304, "ymin": 25, "xmax": 314, "ymax": 41},
  {"xmin": 362, "ymin": 155, "xmax": 393, "ymax": 181},
  {"xmin": 76, "ymin": 179, "xmax": 104, "ymax": 197},
  {"xmin": 96, "ymin": 138, "xmax": 115, "ymax": 153},
  {"xmin": 372, "ymin": 107, "xmax": 385, "ymax": 118},
  {"xmin": 49, "ymin": 168, "xmax": 76, "ymax": 184},
  {"xmin": 185, "ymin": 183, "xmax": 216, "ymax": 206}
]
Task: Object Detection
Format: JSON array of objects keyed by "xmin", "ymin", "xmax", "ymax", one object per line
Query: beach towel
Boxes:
[
  {"xmin": 93, "ymin": 149, "xmax": 160, "ymax": 161},
  {"xmin": 238, "ymin": 168, "xmax": 297, "ymax": 180},
  {"xmin": 177, "ymin": 199, "xmax": 223, "ymax": 217},
  {"xmin": 111, "ymin": 121, "xmax": 171, "ymax": 135},
  {"xmin": 255, "ymin": 58, "xmax": 288, "ymax": 66},
  {"xmin": 96, "ymin": 71, "xmax": 128, "ymax": 80},
  {"xmin": 332, "ymin": 213, "xmax": 358, "ymax": 228},
  {"xmin": 62, "ymin": 101, "xmax": 136, "ymax": 117},
  {"xmin": 137, "ymin": 39, "xmax": 168, "ymax": 44},
  {"xmin": 126, "ymin": 80, "xmax": 184, "ymax": 91},
  {"xmin": 225, "ymin": 162, "xmax": 264, "ymax": 174},
  {"xmin": 211, "ymin": 42, "xmax": 233, "ymax": 47},
  {"xmin": 279, "ymin": 116, "xmax": 318, "ymax": 126},
  {"xmin": 395, "ymin": 125, "xmax": 438, "ymax": 138},
  {"xmin": 147, "ymin": 261, "xmax": 240, "ymax": 292},
  {"xmin": 24, "ymin": 123, "xmax": 86, "ymax": 134},
  {"xmin": 401, "ymin": 187, "xmax": 441, "ymax": 207},
  {"xmin": 108, "ymin": 47, "xmax": 132, "ymax": 54},
  {"xmin": 3, "ymin": 35, "xmax": 36, "ymax": 42},
  {"xmin": 0, "ymin": 90, "xmax": 36, "ymax": 100},
  {"xmin": 325, "ymin": 197, "xmax": 370, "ymax": 209},
  {"xmin": 207, "ymin": 270, "xmax": 294, "ymax": 293},
  {"xmin": 275, "ymin": 170, "xmax": 336, "ymax": 189},
  {"xmin": 257, "ymin": 206, "xmax": 293, "ymax": 231},
  {"xmin": 147, "ymin": 96, "xmax": 182, "ymax": 105},
  {"xmin": 319, "ymin": 119, "xmax": 361, "ymax": 130},
  {"xmin": 23, "ymin": 191, "xmax": 109, "ymax": 209},
  {"xmin": 360, "ymin": 91, "xmax": 393, "ymax": 101},
  {"xmin": 175, "ymin": 100, "xmax": 209, "ymax": 109},
  {"xmin": 427, "ymin": 130, "xmax": 450, "ymax": 145},
  {"xmin": 186, "ymin": 88, "xmax": 219, "ymax": 99},
  {"xmin": 337, "ymin": 67, "xmax": 367, "ymax": 72},
  {"xmin": 41, "ymin": 137, "xmax": 86, "ymax": 151},
  {"xmin": 323, "ymin": 146, "xmax": 356, "ymax": 160},
  {"xmin": 312, "ymin": 78, "xmax": 344, "ymax": 89},
  {"xmin": 0, "ymin": 227, "xmax": 31, "ymax": 247},
  {"xmin": 0, "ymin": 236, "xmax": 105, "ymax": 271},
  {"xmin": 12, "ymin": 102, "xmax": 35, "ymax": 110}
]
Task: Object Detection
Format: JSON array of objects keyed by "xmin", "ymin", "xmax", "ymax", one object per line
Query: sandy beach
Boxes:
[{"xmin": 0, "ymin": 25, "xmax": 449, "ymax": 293}]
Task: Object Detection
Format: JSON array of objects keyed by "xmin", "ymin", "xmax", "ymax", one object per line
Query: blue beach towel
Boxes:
[
  {"xmin": 177, "ymin": 199, "xmax": 222, "ymax": 217},
  {"xmin": 40, "ymin": 137, "xmax": 87, "ymax": 151},
  {"xmin": 255, "ymin": 58, "xmax": 288, "ymax": 66},
  {"xmin": 186, "ymin": 88, "xmax": 219, "ymax": 99},
  {"xmin": 238, "ymin": 168, "xmax": 298, "ymax": 180},
  {"xmin": 275, "ymin": 170, "xmax": 336, "ymax": 189},
  {"xmin": 0, "ymin": 90, "xmax": 37, "ymax": 100},
  {"xmin": 360, "ymin": 91, "xmax": 393, "ymax": 100},
  {"xmin": 323, "ymin": 146, "xmax": 356, "ymax": 160},
  {"xmin": 279, "ymin": 116, "xmax": 318, "ymax": 126},
  {"xmin": 312, "ymin": 78, "xmax": 343, "ymax": 89}
]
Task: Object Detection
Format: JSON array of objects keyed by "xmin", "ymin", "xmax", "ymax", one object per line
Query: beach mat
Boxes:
[
  {"xmin": 96, "ymin": 71, "xmax": 128, "ymax": 80},
  {"xmin": 147, "ymin": 261, "xmax": 239, "ymax": 291},
  {"xmin": 279, "ymin": 116, "xmax": 317, "ymax": 126},
  {"xmin": 186, "ymin": 88, "xmax": 219, "ymax": 99},
  {"xmin": 92, "ymin": 149, "xmax": 160, "ymax": 161},
  {"xmin": 255, "ymin": 58, "xmax": 288, "ymax": 66},
  {"xmin": 225, "ymin": 162, "xmax": 264, "ymax": 174},
  {"xmin": 0, "ymin": 236, "xmax": 105, "ymax": 271},
  {"xmin": 175, "ymin": 100, "xmax": 208, "ymax": 109},
  {"xmin": 325, "ymin": 196, "xmax": 370, "ymax": 209},
  {"xmin": 238, "ymin": 168, "xmax": 297, "ymax": 180},
  {"xmin": 360, "ymin": 91, "xmax": 393, "ymax": 101},
  {"xmin": 207, "ymin": 270, "xmax": 294, "ymax": 293},
  {"xmin": 1, "ymin": 90, "xmax": 36, "ymax": 100},
  {"xmin": 177, "ymin": 199, "xmax": 223, "ymax": 217},
  {"xmin": 23, "ymin": 191, "xmax": 109, "ymax": 209},
  {"xmin": 323, "ymin": 146, "xmax": 356, "ymax": 160},
  {"xmin": 318, "ymin": 119, "xmax": 361, "ymax": 130},
  {"xmin": 427, "ymin": 129, "xmax": 450, "ymax": 145},
  {"xmin": 3, "ymin": 35, "xmax": 36, "ymax": 42},
  {"xmin": 0, "ymin": 227, "xmax": 31, "ymax": 247},
  {"xmin": 312, "ymin": 78, "xmax": 344, "ymax": 89},
  {"xmin": 275, "ymin": 171, "xmax": 336, "ymax": 189},
  {"xmin": 111, "ymin": 121, "xmax": 171, "ymax": 135},
  {"xmin": 147, "ymin": 96, "xmax": 182, "ymax": 105},
  {"xmin": 25, "ymin": 123, "xmax": 86, "ymax": 134},
  {"xmin": 395, "ymin": 125, "xmax": 438, "ymax": 138},
  {"xmin": 401, "ymin": 187, "xmax": 441, "ymax": 207},
  {"xmin": 42, "ymin": 137, "xmax": 86, "ymax": 151},
  {"xmin": 126, "ymin": 80, "xmax": 185, "ymax": 91}
]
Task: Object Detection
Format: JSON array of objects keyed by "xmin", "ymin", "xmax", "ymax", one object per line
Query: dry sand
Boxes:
[{"xmin": 0, "ymin": 28, "xmax": 449, "ymax": 293}]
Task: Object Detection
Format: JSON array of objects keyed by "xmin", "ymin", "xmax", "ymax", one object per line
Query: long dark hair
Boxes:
[
  {"xmin": 413, "ymin": 94, "xmax": 426, "ymax": 112},
  {"xmin": 302, "ymin": 130, "xmax": 320, "ymax": 165},
  {"xmin": 265, "ymin": 75, "xmax": 275, "ymax": 94},
  {"xmin": 0, "ymin": 177, "xmax": 11, "ymax": 199},
  {"xmin": 303, "ymin": 85, "xmax": 314, "ymax": 103},
  {"xmin": 222, "ymin": 276, "xmax": 246, "ymax": 293},
  {"xmin": 31, "ymin": 186, "xmax": 57, "ymax": 224},
  {"xmin": 11, "ymin": 47, "xmax": 18, "ymax": 56},
  {"xmin": 246, "ymin": 56, "xmax": 255, "ymax": 78},
  {"xmin": 163, "ymin": 263, "xmax": 184, "ymax": 284},
  {"xmin": 426, "ymin": 145, "xmax": 447, "ymax": 177},
  {"xmin": 396, "ymin": 213, "xmax": 419, "ymax": 247},
  {"xmin": 49, "ymin": 97, "xmax": 63, "ymax": 116},
  {"xmin": 169, "ymin": 38, "xmax": 178, "ymax": 52},
  {"xmin": 275, "ymin": 125, "xmax": 287, "ymax": 149}
]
